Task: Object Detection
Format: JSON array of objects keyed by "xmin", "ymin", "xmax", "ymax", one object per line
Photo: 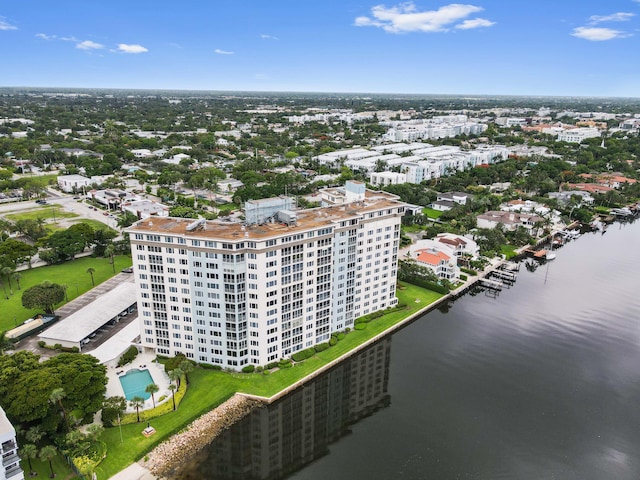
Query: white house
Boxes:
[
  {"xmin": 476, "ymin": 211, "xmax": 544, "ymax": 232},
  {"xmin": 434, "ymin": 233, "xmax": 479, "ymax": 258},
  {"xmin": 414, "ymin": 246, "xmax": 459, "ymax": 280},
  {"xmin": 121, "ymin": 199, "xmax": 169, "ymax": 219},
  {"xmin": 431, "ymin": 192, "xmax": 473, "ymax": 212},
  {"xmin": 57, "ymin": 174, "xmax": 93, "ymax": 193},
  {"xmin": 369, "ymin": 171, "xmax": 407, "ymax": 187}
]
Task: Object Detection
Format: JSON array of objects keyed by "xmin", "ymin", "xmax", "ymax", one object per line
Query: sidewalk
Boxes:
[{"xmin": 109, "ymin": 462, "xmax": 156, "ymax": 480}]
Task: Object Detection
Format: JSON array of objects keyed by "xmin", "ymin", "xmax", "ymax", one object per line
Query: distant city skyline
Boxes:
[{"xmin": 2, "ymin": 0, "xmax": 640, "ymax": 97}]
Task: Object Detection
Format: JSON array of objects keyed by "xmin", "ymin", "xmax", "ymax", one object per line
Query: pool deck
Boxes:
[{"xmin": 105, "ymin": 352, "xmax": 172, "ymax": 412}]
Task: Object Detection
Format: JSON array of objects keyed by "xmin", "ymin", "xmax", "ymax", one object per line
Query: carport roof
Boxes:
[{"xmin": 39, "ymin": 283, "xmax": 137, "ymax": 344}]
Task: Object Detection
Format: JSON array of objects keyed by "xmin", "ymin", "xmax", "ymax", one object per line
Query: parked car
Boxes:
[
  {"xmin": 35, "ymin": 199, "xmax": 47, "ymax": 204},
  {"xmin": 121, "ymin": 267, "xmax": 134, "ymax": 273}
]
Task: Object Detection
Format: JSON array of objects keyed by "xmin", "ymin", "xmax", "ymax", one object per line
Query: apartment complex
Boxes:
[
  {"xmin": 128, "ymin": 182, "xmax": 405, "ymax": 370},
  {"xmin": 0, "ymin": 407, "xmax": 23, "ymax": 480}
]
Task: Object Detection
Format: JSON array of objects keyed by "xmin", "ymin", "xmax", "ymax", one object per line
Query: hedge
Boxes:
[
  {"xmin": 292, "ymin": 348, "xmax": 315, "ymax": 362},
  {"xmin": 117, "ymin": 346, "xmax": 139, "ymax": 367},
  {"xmin": 242, "ymin": 365, "xmax": 255, "ymax": 373},
  {"xmin": 314, "ymin": 343, "xmax": 330, "ymax": 352},
  {"xmin": 120, "ymin": 375, "xmax": 187, "ymax": 425}
]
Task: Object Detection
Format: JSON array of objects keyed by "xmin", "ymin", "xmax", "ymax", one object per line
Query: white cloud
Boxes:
[
  {"xmin": 76, "ymin": 40, "xmax": 104, "ymax": 50},
  {"xmin": 36, "ymin": 33, "xmax": 56, "ymax": 40},
  {"xmin": 455, "ymin": 17, "xmax": 494, "ymax": 29},
  {"xmin": 0, "ymin": 19, "xmax": 17, "ymax": 31},
  {"xmin": 261, "ymin": 34, "xmax": 279, "ymax": 40},
  {"xmin": 354, "ymin": 2, "xmax": 492, "ymax": 33},
  {"xmin": 214, "ymin": 48, "xmax": 235, "ymax": 55},
  {"xmin": 589, "ymin": 12, "xmax": 635, "ymax": 24},
  {"xmin": 571, "ymin": 26, "xmax": 630, "ymax": 41},
  {"xmin": 117, "ymin": 43, "xmax": 148, "ymax": 54}
]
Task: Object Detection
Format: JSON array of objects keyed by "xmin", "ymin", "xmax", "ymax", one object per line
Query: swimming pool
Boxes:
[{"xmin": 119, "ymin": 368, "xmax": 154, "ymax": 401}]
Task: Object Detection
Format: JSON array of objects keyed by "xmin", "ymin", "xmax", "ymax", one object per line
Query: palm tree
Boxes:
[
  {"xmin": 86, "ymin": 267, "xmax": 95, "ymax": 286},
  {"xmin": 38, "ymin": 445, "xmax": 57, "ymax": 479},
  {"xmin": 20, "ymin": 443, "xmax": 38, "ymax": 477},
  {"xmin": 1, "ymin": 266, "xmax": 13, "ymax": 294},
  {"xmin": 105, "ymin": 244, "xmax": 116, "ymax": 273},
  {"xmin": 129, "ymin": 396, "xmax": 145, "ymax": 423},
  {"xmin": 49, "ymin": 388, "xmax": 70, "ymax": 432},
  {"xmin": 168, "ymin": 367, "xmax": 182, "ymax": 387},
  {"xmin": 168, "ymin": 384, "xmax": 177, "ymax": 411},
  {"xmin": 13, "ymin": 272, "xmax": 21, "ymax": 290},
  {"xmin": 179, "ymin": 360, "xmax": 194, "ymax": 385},
  {"xmin": 86, "ymin": 424, "xmax": 104, "ymax": 442},
  {"xmin": 25, "ymin": 426, "xmax": 43, "ymax": 445},
  {"xmin": 145, "ymin": 383, "xmax": 159, "ymax": 409}
]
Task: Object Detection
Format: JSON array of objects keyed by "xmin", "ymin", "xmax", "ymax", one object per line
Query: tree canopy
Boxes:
[{"xmin": 21, "ymin": 281, "xmax": 65, "ymax": 313}]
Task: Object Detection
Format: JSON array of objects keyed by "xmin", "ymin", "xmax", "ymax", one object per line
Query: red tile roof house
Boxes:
[{"xmin": 415, "ymin": 248, "xmax": 459, "ymax": 280}]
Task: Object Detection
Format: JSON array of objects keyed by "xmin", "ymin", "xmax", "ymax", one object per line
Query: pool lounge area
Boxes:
[{"xmin": 104, "ymin": 351, "xmax": 171, "ymax": 411}]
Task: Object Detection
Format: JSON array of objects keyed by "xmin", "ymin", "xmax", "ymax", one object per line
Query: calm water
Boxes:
[{"xmin": 176, "ymin": 220, "xmax": 640, "ymax": 480}]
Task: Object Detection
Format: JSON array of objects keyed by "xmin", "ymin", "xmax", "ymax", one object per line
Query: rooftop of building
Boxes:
[{"xmin": 128, "ymin": 190, "xmax": 403, "ymax": 241}]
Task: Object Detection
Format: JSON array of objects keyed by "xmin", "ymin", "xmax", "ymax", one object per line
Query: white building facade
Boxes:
[
  {"xmin": 128, "ymin": 185, "xmax": 405, "ymax": 370},
  {"xmin": 0, "ymin": 407, "xmax": 23, "ymax": 480}
]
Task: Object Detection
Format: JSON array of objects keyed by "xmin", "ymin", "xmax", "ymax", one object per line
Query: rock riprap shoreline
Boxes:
[{"xmin": 141, "ymin": 394, "xmax": 262, "ymax": 478}]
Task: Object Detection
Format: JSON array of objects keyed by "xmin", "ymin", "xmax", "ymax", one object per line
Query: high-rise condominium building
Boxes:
[
  {"xmin": 128, "ymin": 181, "xmax": 405, "ymax": 370},
  {"xmin": 0, "ymin": 406, "xmax": 23, "ymax": 480}
]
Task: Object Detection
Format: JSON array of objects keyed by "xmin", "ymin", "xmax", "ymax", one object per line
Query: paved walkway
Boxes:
[{"xmin": 109, "ymin": 462, "xmax": 156, "ymax": 480}]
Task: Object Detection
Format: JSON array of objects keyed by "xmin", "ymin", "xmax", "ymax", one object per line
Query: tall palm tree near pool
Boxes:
[
  {"xmin": 168, "ymin": 367, "xmax": 182, "ymax": 387},
  {"xmin": 168, "ymin": 384, "xmax": 177, "ymax": 411},
  {"xmin": 145, "ymin": 383, "xmax": 159, "ymax": 408},
  {"xmin": 130, "ymin": 396, "xmax": 145, "ymax": 423},
  {"xmin": 179, "ymin": 360, "xmax": 194, "ymax": 385},
  {"xmin": 39, "ymin": 444, "xmax": 57, "ymax": 479},
  {"xmin": 86, "ymin": 267, "xmax": 95, "ymax": 286}
]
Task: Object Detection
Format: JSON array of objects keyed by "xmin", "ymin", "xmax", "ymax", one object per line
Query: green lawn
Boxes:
[
  {"xmin": 97, "ymin": 282, "xmax": 443, "ymax": 479},
  {"xmin": 401, "ymin": 224, "xmax": 426, "ymax": 233},
  {"xmin": 423, "ymin": 207, "xmax": 443, "ymax": 219},
  {"xmin": 21, "ymin": 453, "xmax": 79, "ymax": 479},
  {"xmin": 5, "ymin": 207, "xmax": 79, "ymax": 222},
  {"xmin": 1, "ymin": 255, "xmax": 132, "ymax": 332},
  {"xmin": 500, "ymin": 244, "xmax": 518, "ymax": 259}
]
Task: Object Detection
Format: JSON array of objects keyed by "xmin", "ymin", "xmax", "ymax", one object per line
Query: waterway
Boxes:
[{"xmin": 175, "ymin": 219, "xmax": 640, "ymax": 480}]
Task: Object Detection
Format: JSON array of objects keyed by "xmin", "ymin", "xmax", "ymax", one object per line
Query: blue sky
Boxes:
[{"xmin": 2, "ymin": 0, "xmax": 640, "ymax": 97}]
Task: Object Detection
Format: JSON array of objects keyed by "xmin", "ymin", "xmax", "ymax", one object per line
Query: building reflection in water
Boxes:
[{"xmin": 174, "ymin": 337, "xmax": 392, "ymax": 479}]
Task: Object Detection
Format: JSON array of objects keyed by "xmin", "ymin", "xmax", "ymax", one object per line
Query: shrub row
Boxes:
[
  {"xmin": 117, "ymin": 346, "xmax": 139, "ymax": 367},
  {"xmin": 460, "ymin": 267, "xmax": 478, "ymax": 276},
  {"xmin": 37, "ymin": 341, "xmax": 80, "ymax": 353},
  {"xmin": 120, "ymin": 375, "xmax": 187, "ymax": 425},
  {"xmin": 402, "ymin": 276, "xmax": 450, "ymax": 294}
]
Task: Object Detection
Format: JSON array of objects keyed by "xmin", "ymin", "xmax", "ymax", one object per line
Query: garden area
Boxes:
[
  {"xmin": 0, "ymin": 255, "xmax": 132, "ymax": 332},
  {"xmin": 96, "ymin": 282, "xmax": 442, "ymax": 479}
]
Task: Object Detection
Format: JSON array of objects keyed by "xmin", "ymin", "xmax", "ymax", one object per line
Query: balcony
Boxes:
[
  {"xmin": 5, "ymin": 464, "xmax": 23, "ymax": 479},
  {"xmin": 2, "ymin": 453, "xmax": 19, "ymax": 466},
  {"xmin": 1, "ymin": 441, "xmax": 16, "ymax": 454}
]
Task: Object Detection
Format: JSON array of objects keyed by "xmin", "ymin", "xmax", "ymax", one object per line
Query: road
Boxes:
[{"xmin": 0, "ymin": 189, "xmax": 121, "ymax": 231}]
